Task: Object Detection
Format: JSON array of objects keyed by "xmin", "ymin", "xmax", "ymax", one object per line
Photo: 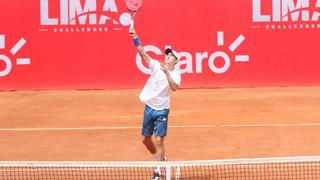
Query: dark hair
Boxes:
[{"xmin": 165, "ymin": 48, "xmax": 178, "ymax": 60}]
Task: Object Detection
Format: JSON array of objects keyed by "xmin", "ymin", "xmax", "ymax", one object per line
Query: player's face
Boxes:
[{"xmin": 165, "ymin": 54, "xmax": 177, "ymax": 66}]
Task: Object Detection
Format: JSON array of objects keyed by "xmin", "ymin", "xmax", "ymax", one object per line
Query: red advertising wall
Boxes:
[{"xmin": 0, "ymin": 0, "xmax": 319, "ymax": 90}]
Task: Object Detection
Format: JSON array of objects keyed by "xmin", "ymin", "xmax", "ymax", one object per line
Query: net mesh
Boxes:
[{"xmin": 1, "ymin": 156, "xmax": 320, "ymax": 180}]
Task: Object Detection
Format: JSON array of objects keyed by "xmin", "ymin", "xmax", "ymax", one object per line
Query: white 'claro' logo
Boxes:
[
  {"xmin": 40, "ymin": 0, "xmax": 132, "ymax": 32},
  {"xmin": 252, "ymin": 0, "xmax": 320, "ymax": 29},
  {"xmin": 136, "ymin": 32, "xmax": 249, "ymax": 74},
  {"xmin": 0, "ymin": 35, "xmax": 30, "ymax": 77}
]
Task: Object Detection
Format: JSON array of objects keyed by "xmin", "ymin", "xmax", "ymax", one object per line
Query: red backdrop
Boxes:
[{"xmin": 0, "ymin": 0, "xmax": 319, "ymax": 90}]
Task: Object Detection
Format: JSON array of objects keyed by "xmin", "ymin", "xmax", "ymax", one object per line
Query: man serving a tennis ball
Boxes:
[{"xmin": 129, "ymin": 28, "xmax": 181, "ymax": 179}]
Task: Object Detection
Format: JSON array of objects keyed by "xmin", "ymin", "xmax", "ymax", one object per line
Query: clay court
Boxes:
[{"xmin": 1, "ymin": 86, "xmax": 319, "ymax": 161}]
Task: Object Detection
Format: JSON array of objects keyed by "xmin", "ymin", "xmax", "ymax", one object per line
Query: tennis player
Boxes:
[{"xmin": 129, "ymin": 28, "xmax": 181, "ymax": 179}]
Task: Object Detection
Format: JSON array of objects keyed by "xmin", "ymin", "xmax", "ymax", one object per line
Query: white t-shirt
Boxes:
[{"xmin": 139, "ymin": 59, "xmax": 181, "ymax": 110}]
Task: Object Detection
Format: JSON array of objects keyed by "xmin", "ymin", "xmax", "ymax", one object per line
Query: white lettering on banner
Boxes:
[
  {"xmin": 136, "ymin": 45, "xmax": 162, "ymax": 74},
  {"xmin": 40, "ymin": 0, "xmax": 58, "ymax": 25},
  {"xmin": 0, "ymin": 35, "xmax": 30, "ymax": 77},
  {"xmin": 253, "ymin": 0, "xmax": 271, "ymax": 22},
  {"xmin": 208, "ymin": 52, "xmax": 231, "ymax": 74},
  {"xmin": 40, "ymin": 0, "xmax": 130, "ymax": 32},
  {"xmin": 136, "ymin": 32, "xmax": 249, "ymax": 75},
  {"xmin": 177, "ymin": 52, "xmax": 193, "ymax": 74},
  {"xmin": 282, "ymin": 0, "xmax": 309, "ymax": 21},
  {"xmin": 252, "ymin": 0, "xmax": 320, "ymax": 29},
  {"xmin": 253, "ymin": 0, "xmax": 320, "ymax": 22},
  {"xmin": 0, "ymin": 55, "xmax": 12, "ymax": 77},
  {"xmin": 313, "ymin": 0, "xmax": 320, "ymax": 20},
  {"xmin": 69, "ymin": 0, "xmax": 97, "ymax": 25},
  {"xmin": 196, "ymin": 52, "xmax": 208, "ymax": 73}
]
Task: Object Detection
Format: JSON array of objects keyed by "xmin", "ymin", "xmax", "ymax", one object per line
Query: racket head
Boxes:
[{"xmin": 124, "ymin": 0, "xmax": 143, "ymax": 12}]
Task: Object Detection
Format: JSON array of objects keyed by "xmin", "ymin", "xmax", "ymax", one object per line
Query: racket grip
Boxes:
[{"xmin": 130, "ymin": 19, "xmax": 134, "ymax": 29}]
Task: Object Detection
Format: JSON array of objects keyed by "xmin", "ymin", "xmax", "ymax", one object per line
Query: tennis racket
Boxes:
[{"xmin": 124, "ymin": 0, "xmax": 143, "ymax": 29}]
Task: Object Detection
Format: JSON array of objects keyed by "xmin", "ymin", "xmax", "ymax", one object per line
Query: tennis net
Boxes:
[{"xmin": 0, "ymin": 156, "xmax": 320, "ymax": 180}]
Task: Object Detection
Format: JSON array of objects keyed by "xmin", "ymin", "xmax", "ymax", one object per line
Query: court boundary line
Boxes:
[{"xmin": 1, "ymin": 123, "xmax": 320, "ymax": 131}]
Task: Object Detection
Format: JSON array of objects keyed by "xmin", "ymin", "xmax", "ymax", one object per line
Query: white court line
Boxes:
[
  {"xmin": 0, "ymin": 127, "xmax": 140, "ymax": 131},
  {"xmin": 0, "ymin": 124, "xmax": 320, "ymax": 131},
  {"xmin": 0, "ymin": 125, "xmax": 216, "ymax": 131},
  {"xmin": 222, "ymin": 123, "xmax": 320, "ymax": 127}
]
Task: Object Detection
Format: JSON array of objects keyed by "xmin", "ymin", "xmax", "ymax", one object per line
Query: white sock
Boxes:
[{"xmin": 155, "ymin": 167, "xmax": 161, "ymax": 175}]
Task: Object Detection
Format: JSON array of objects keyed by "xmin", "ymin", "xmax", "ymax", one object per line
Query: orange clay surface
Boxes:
[{"xmin": 0, "ymin": 87, "xmax": 320, "ymax": 161}]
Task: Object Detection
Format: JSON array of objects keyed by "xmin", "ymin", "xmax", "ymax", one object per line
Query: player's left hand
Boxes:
[
  {"xmin": 129, "ymin": 28, "xmax": 137, "ymax": 38},
  {"xmin": 160, "ymin": 63, "xmax": 169, "ymax": 74}
]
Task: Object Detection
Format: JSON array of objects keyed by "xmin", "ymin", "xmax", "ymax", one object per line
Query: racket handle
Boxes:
[{"xmin": 130, "ymin": 19, "xmax": 134, "ymax": 29}]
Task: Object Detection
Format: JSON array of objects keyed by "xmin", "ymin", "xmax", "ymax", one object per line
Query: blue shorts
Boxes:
[{"xmin": 141, "ymin": 105, "xmax": 170, "ymax": 137}]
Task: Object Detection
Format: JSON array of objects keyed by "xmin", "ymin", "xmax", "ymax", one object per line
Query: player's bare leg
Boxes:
[
  {"xmin": 155, "ymin": 136, "xmax": 165, "ymax": 161},
  {"xmin": 151, "ymin": 136, "xmax": 165, "ymax": 180},
  {"xmin": 142, "ymin": 136, "xmax": 157, "ymax": 156}
]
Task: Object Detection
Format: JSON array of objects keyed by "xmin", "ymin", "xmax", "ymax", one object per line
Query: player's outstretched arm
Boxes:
[{"xmin": 129, "ymin": 28, "xmax": 151, "ymax": 67}]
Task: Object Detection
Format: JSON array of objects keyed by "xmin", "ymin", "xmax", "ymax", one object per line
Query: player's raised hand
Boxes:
[
  {"xmin": 129, "ymin": 28, "xmax": 137, "ymax": 38},
  {"xmin": 160, "ymin": 62, "xmax": 169, "ymax": 74}
]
